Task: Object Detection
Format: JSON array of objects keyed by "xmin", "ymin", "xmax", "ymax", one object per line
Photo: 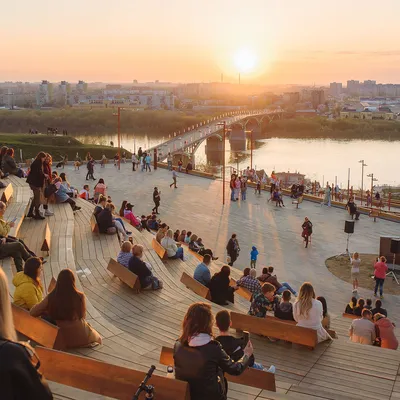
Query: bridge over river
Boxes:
[{"xmin": 147, "ymin": 108, "xmax": 282, "ymax": 167}]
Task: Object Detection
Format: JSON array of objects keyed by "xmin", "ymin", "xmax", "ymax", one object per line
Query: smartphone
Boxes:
[{"xmin": 243, "ymin": 331, "xmax": 250, "ymax": 345}]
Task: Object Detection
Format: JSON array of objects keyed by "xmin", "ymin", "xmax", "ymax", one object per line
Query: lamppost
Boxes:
[
  {"xmin": 358, "ymin": 159, "xmax": 367, "ymax": 204},
  {"xmin": 113, "ymin": 107, "xmax": 121, "ymax": 170},
  {"xmin": 217, "ymin": 121, "xmax": 229, "ymax": 205},
  {"xmin": 367, "ymin": 173, "xmax": 378, "ymax": 202}
]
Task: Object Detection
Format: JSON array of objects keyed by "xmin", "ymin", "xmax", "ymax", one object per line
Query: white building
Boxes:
[{"xmin": 36, "ymin": 80, "xmax": 53, "ymax": 106}]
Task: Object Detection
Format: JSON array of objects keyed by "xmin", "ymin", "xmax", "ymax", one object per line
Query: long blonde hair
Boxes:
[
  {"xmin": 296, "ymin": 282, "xmax": 315, "ymax": 318},
  {"xmin": 0, "ymin": 269, "xmax": 17, "ymax": 341}
]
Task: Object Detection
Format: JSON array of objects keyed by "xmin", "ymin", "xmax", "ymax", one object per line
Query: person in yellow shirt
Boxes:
[
  {"xmin": 13, "ymin": 257, "xmax": 43, "ymax": 310},
  {"xmin": 0, "ymin": 201, "xmax": 32, "ymax": 272}
]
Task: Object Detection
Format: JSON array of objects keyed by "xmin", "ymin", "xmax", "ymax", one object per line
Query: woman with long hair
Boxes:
[
  {"xmin": 94, "ymin": 178, "xmax": 107, "ymax": 200},
  {"xmin": 0, "ymin": 146, "xmax": 8, "ymax": 174},
  {"xmin": 123, "ymin": 203, "xmax": 141, "ymax": 229},
  {"xmin": 2, "ymin": 147, "xmax": 23, "ymax": 177},
  {"xmin": 30, "ymin": 269, "xmax": 102, "ymax": 348},
  {"xmin": 209, "ymin": 265, "xmax": 236, "ymax": 305},
  {"xmin": 316, "ymin": 296, "xmax": 330, "ymax": 330},
  {"xmin": 174, "ymin": 303, "xmax": 252, "ymax": 400},
  {"xmin": 13, "ymin": 257, "xmax": 44, "ymax": 310},
  {"xmin": 293, "ymin": 282, "xmax": 331, "ymax": 342},
  {"xmin": 161, "ymin": 229, "xmax": 184, "ymax": 260},
  {"xmin": 301, "ymin": 217, "xmax": 313, "ymax": 248},
  {"xmin": 26, "ymin": 152, "xmax": 47, "ymax": 219},
  {"xmin": 59, "ymin": 172, "xmax": 76, "ymax": 197},
  {"xmin": 0, "ymin": 269, "xmax": 53, "ymax": 399},
  {"xmin": 119, "ymin": 200, "xmax": 128, "ymax": 217},
  {"xmin": 42, "ymin": 153, "xmax": 54, "ymax": 216}
]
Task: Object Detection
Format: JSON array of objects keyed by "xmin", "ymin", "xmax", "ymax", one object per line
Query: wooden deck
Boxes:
[{"xmin": 5, "ymin": 182, "xmax": 400, "ymax": 400}]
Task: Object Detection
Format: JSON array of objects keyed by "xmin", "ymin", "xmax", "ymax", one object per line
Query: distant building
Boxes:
[
  {"xmin": 295, "ymin": 109, "xmax": 317, "ymax": 117},
  {"xmin": 275, "ymin": 172, "xmax": 306, "ymax": 186},
  {"xmin": 283, "ymin": 92, "xmax": 300, "ymax": 105},
  {"xmin": 76, "ymin": 80, "xmax": 88, "ymax": 93},
  {"xmin": 310, "ymin": 90, "xmax": 325, "ymax": 109},
  {"xmin": 340, "ymin": 110, "xmax": 394, "ymax": 120},
  {"xmin": 329, "ymin": 82, "xmax": 342, "ymax": 97},
  {"xmin": 36, "ymin": 80, "xmax": 53, "ymax": 106},
  {"xmin": 347, "ymin": 80, "xmax": 360, "ymax": 95}
]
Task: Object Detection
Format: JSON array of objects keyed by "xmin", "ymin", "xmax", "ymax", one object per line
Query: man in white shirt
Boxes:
[
  {"xmin": 131, "ymin": 153, "xmax": 138, "ymax": 171},
  {"xmin": 349, "ymin": 309, "xmax": 376, "ymax": 345},
  {"xmin": 169, "ymin": 168, "xmax": 178, "ymax": 189}
]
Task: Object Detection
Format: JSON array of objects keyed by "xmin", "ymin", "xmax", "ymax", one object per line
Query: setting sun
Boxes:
[{"xmin": 233, "ymin": 48, "xmax": 257, "ymax": 73}]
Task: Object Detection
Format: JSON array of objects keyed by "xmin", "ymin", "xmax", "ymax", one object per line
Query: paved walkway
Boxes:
[{"xmin": 65, "ymin": 163, "xmax": 400, "ymax": 323}]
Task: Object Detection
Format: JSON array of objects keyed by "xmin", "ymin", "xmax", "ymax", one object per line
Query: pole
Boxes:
[
  {"xmin": 222, "ymin": 122, "xmax": 226, "ymax": 205},
  {"xmin": 370, "ymin": 173, "xmax": 373, "ymax": 201},
  {"xmin": 347, "ymin": 168, "xmax": 350, "ymax": 200},
  {"xmin": 360, "ymin": 162, "xmax": 363, "ymax": 205},
  {"xmin": 117, "ymin": 107, "xmax": 121, "ymax": 171},
  {"xmin": 250, "ymin": 130, "xmax": 253, "ymax": 170}
]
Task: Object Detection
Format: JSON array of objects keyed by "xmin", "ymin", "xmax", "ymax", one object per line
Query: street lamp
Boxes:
[
  {"xmin": 113, "ymin": 107, "xmax": 121, "ymax": 170},
  {"xmin": 244, "ymin": 130, "xmax": 253, "ymax": 170},
  {"xmin": 217, "ymin": 121, "xmax": 232, "ymax": 205},
  {"xmin": 367, "ymin": 173, "xmax": 378, "ymax": 203},
  {"xmin": 358, "ymin": 159, "xmax": 367, "ymax": 204}
]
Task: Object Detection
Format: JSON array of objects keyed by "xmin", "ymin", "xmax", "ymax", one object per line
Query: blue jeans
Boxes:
[
  {"xmin": 115, "ymin": 218, "xmax": 126, "ymax": 231},
  {"xmin": 374, "ymin": 278, "xmax": 385, "ymax": 296},
  {"xmin": 241, "ymin": 191, "xmax": 246, "ymax": 200},
  {"xmin": 168, "ymin": 161, "xmax": 172, "ymax": 171},
  {"xmin": 170, "ymin": 247, "xmax": 184, "ymax": 260},
  {"xmin": 252, "ymin": 362, "xmax": 264, "ymax": 370},
  {"xmin": 277, "ymin": 282, "xmax": 296, "ymax": 295},
  {"xmin": 231, "ymin": 189, "xmax": 235, "ymax": 201}
]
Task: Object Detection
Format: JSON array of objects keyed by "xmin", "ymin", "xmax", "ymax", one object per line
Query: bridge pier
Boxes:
[
  {"xmin": 229, "ymin": 124, "xmax": 246, "ymax": 152},
  {"xmin": 205, "ymin": 136, "xmax": 223, "ymax": 164}
]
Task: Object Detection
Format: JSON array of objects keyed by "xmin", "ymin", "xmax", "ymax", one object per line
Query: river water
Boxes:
[{"xmin": 73, "ymin": 133, "xmax": 400, "ymax": 188}]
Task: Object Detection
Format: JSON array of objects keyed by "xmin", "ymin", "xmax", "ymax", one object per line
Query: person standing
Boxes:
[
  {"xmin": 374, "ymin": 256, "xmax": 388, "ymax": 299},
  {"xmin": 240, "ymin": 176, "xmax": 247, "ymax": 201},
  {"xmin": 152, "ymin": 187, "xmax": 161, "ymax": 214},
  {"xmin": 170, "ymin": 168, "xmax": 178, "ymax": 189},
  {"xmin": 131, "ymin": 153, "xmax": 138, "ymax": 171},
  {"xmin": 167, "ymin": 152, "xmax": 173, "ymax": 171},
  {"xmin": 122, "ymin": 151, "xmax": 126, "ymax": 163},
  {"xmin": 26, "ymin": 152, "xmax": 47, "ymax": 220},
  {"xmin": 230, "ymin": 174, "xmax": 236, "ymax": 201},
  {"xmin": 226, "ymin": 234, "xmax": 239, "ymax": 266},
  {"xmin": 145, "ymin": 153, "xmax": 152, "ymax": 172},
  {"xmin": 351, "ymin": 252, "xmax": 361, "ymax": 293},
  {"xmin": 301, "ymin": 217, "xmax": 313, "ymax": 248},
  {"xmin": 86, "ymin": 158, "xmax": 95, "ymax": 180},
  {"xmin": 250, "ymin": 246, "xmax": 258, "ymax": 269},
  {"xmin": 178, "ymin": 159, "xmax": 183, "ymax": 172},
  {"xmin": 138, "ymin": 147, "xmax": 143, "ymax": 160},
  {"xmin": 322, "ymin": 183, "xmax": 331, "ymax": 207}
]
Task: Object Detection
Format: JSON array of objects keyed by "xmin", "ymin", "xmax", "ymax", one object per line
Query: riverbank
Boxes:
[{"xmin": 0, "ymin": 133, "xmax": 129, "ymax": 161}]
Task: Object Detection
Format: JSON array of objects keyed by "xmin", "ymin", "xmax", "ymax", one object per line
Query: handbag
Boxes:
[{"xmin": 44, "ymin": 183, "xmax": 57, "ymax": 198}]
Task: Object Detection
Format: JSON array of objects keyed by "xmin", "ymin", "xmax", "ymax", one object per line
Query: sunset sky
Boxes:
[{"xmin": 2, "ymin": 0, "xmax": 400, "ymax": 84}]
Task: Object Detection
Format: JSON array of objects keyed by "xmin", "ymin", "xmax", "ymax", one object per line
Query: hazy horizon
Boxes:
[{"xmin": 3, "ymin": 0, "xmax": 400, "ymax": 85}]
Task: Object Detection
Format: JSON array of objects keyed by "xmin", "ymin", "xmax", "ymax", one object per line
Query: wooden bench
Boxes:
[
  {"xmin": 90, "ymin": 214, "xmax": 99, "ymax": 234},
  {"xmin": 152, "ymin": 238, "xmax": 167, "ymax": 260},
  {"xmin": 1, "ymin": 183, "xmax": 13, "ymax": 203},
  {"xmin": 230, "ymin": 311, "xmax": 318, "ymax": 349},
  {"xmin": 342, "ymin": 312, "xmax": 358, "ymax": 320},
  {"xmin": 11, "ymin": 304, "xmax": 64, "ymax": 349},
  {"xmin": 40, "ymin": 222, "xmax": 51, "ymax": 255},
  {"xmin": 369, "ymin": 208, "xmax": 380, "ymax": 222},
  {"xmin": 292, "ymin": 195, "xmax": 303, "ymax": 209},
  {"xmin": 159, "ymin": 346, "xmax": 276, "ymax": 392},
  {"xmin": 107, "ymin": 258, "xmax": 141, "ymax": 293},
  {"xmin": 230, "ymin": 278, "xmax": 252, "ymax": 301},
  {"xmin": 35, "ymin": 347, "xmax": 190, "ymax": 400},
  {"xmin": 180, "ymin": 272, "xmax": 211, "ymax": 300}
]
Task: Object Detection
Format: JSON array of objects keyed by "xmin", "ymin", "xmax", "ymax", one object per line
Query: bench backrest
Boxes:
[
  {"xmin": 342, "ymin": 312, "xmax": 358, "ymax": 320},
  {"xmin": 90, "ymin": 214, "xmax": 99, "ymax": 234},
  {"xmin": 1, "ymin": 183, "xmax": 13, "ymax": 203},
  {"xmin": 159, "ymin": 346, "xmax": 276, "ymax": 392},
  {"xmin": 152, "ymin": 238, "xmax": 167, "ymax": 259},
  {"xmin": 12, "ymin": 304, "xmax": 64, "ymax": 349},
  {"xmin": 230, "ymin": 278, "xmax": 252, "ymax": 301},
  {"xmin": 41, "ymin": 223, "xmax": 51, "ymax": 253},
  {"xmin": 35, "ymin": 347, "xmax": 190, "ymax": 400},
  {"xmin": 230, "ymin": 311, "xmax": 318, "ymax": 349},
  {"xmin": 180, "ymin": 272, "xmax": 211, "ymax": 300},
  {"xmin": 107, "ymin": 258, "xmax": 140, "ymax": 291}
]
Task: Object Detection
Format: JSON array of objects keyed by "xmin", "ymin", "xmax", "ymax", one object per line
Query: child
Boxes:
[
  {"xmin": 249, "ymin": 283, "xmax": 279, "ymax": 318},
  {"xmin": 79, "ymin": 185, "xmax": 92, "ymax": 201},
  {"xmin": 274, "ymin": 290, "xmax": 295, "ymax": 321},
  {"xmin": 353, "ymin": 298, "xmax": 365, "ymax": 316},
  {"xmin": 117, "ymin": 241, "xmax": 133, "ymax": 268},
  {"xmin": 344, "ymin": 296, "xmax": 357, "ymax": 314},
  {"xmin": 250, "ymin": 246, "xmax": 258, "ymax": 269},
  {"xmin": 351, "ymin": 252, "xmax": 361, "ymax": 293},
  {"xmin": 365, "ymin": 298, "xmax": 372, "ymax": 310},
  {"xmin": 255, "ymin": 180, "xmax": 261, "ymax": 195},
  {"xmin": 215, "ymin": 310, "xmax": 275, "ymax": 373}
]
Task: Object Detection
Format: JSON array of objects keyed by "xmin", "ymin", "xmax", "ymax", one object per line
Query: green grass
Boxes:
[{"xmin": 0, "ymin": 133, "xmax": 129, "ymax": 161}]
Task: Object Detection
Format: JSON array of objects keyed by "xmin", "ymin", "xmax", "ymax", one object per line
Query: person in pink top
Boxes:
[
  {"xmin": 93, "ymin": 178, "xmax": 107, "ymax": 202},
  {"xmin": 123, "ymin": 203, "xmax": 141, "ymax": 229},
  {"xmin": 374, "ymin": 256, "xmax": 388, "ymax": 299},
  {"xmin": 374, "ymin": 314, "xmax": 398, "ymax": 350}
]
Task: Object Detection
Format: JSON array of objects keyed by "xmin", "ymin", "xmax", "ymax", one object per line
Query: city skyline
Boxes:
[{"xmin": 2, "ymin": 0, "xmax": 400, "ymax": 84}]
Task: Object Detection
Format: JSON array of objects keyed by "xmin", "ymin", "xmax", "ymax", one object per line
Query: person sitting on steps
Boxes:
[
  {"xmin": 193, "ymin": 254, "xmax": 212, "ymax": 287},
  {"xmin": 346, "ymin": 196, "xmax": 360, "ymax": 220},
  {"xmin": 161, "ymin": 229, "xmax": 184, "ymax": 260},
  {"xmin": 215, "ymin": 310, "xmax": 276, "ymax": 373},
  {"xmin": 117, "ymin": 241, "xmax": 133, "ymax": 268},
  {"xmin": 257, "ymin": 267, "xmax": 297, "ymax": 296},
  {"xmin": 274, "ymin": 290, "xmax": 295, "ymax": 321}
]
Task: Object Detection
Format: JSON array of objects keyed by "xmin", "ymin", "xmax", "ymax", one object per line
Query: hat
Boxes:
[
  {"xmin": 126, "ymin": 203, "xmax": 134, "ymax": 209},
  {"xmin": 252, "ymin": 246, "xmax": 257, "ymax": 250}
]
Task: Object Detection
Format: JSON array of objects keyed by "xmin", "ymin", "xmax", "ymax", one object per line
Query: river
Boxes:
[{"xmin": 73, "ymin": 133, "xmax": 400, "ymax": 188}]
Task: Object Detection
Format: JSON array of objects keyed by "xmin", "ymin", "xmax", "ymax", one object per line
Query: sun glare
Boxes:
[{"xmin": 233, "ymin": 48, "xmax": 257, "ymax": 73}]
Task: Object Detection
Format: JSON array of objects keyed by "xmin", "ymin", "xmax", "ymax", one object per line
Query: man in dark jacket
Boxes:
[
  {"xmin": 274, "ymin": 290, "xmax": 295, "ymax": 321},
  {"xmin": 346, "ymin": 196, "xmax": 360, "ymax": 220},
  {"xmin": 152, "ymin": 187, "xmax": 160, "ymax": 214}
]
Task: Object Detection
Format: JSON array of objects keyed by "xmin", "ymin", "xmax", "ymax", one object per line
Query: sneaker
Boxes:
[
  {"xmin": 33, "ymin": 214, "xmax": 45, "ymax": 220},
  {"xmin": 126, "ymin": 231, "xmax": 132, "ymax": 235},
  {"xmin": 352, "ymin": 289, "xmax": 357, "ymax": 293},
  {"xmin": 374, "ymin": 293, "xmax": 378, "ymax": 297},
  {"xmin": 264, "ymin": 365, "xmax": 276, "ymax": 374},
  {"xmin": 380, "ymin": 295, "xmax": 384, "ymax": 299},
  {"xmin": 45, "ymin": 210, "xmax": 54, "ymax": 216}
]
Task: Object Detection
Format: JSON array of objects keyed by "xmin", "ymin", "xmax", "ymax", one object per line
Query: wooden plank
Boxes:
[
  {"xmin": 230, "ymin": 312, "xmax": 318, "ymax": 349},
  {"xmin": 1, "ymin": 183, "xmax": 13, "ymax": 203},
  {"xmin": 180, "ymin": 272, "xmax": 211, "ymax": 300},
  {"xmin": 41, "ymin": 222, "xmax": 51, "ymax": 253},
  {"xmin": 159, "ymin": 346, "xmax": 276, "ymax": 392},
  {"xmin": 106, "ymin": 258, "xmax": 140, "ymax": 292},
  {"xmin": 152, "ymin": 238, "xmax": 167, "ymax": 260},
  {"xmin": 231, "ymin": 278, "xmax": 252, "ymax": 301},
  {"xmin": 91, "ymin": 214, "xmax": 99, "ymax": 235},
  {"xmin": 35, "ymin": 347, "xmax": 191, "ymax": 400},
  {"xmin": 342, "ymin": 313, "xmax": 357, "ymax": 320},
  {"xmin": 12, "ymin": 304, "xmax": 63, "ymax": 349}
]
